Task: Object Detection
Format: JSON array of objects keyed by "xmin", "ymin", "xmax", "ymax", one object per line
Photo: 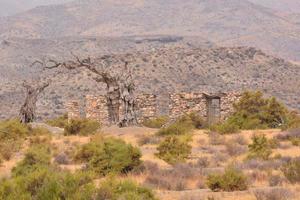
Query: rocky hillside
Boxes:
[
  {"xmin": 0, "ymin": 0, "xmax": 299, "ymax": 61},
  {"xmin": 1, "ymin": 44, "xmax": 299, "ymax": 120},
  {"xmin": 248, "ymin": 0, "xmax": 300, "ymax": 14}
]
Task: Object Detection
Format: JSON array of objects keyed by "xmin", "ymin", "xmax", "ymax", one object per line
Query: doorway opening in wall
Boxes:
[{"xmin": 205, "ymin": 95, "xmax": 221, "ymax": 125}]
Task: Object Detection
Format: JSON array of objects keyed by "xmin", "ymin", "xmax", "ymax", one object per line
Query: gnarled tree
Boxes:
[
  {"xmin": 44, "ymin": 54, "xmax": 138, "ymax": 127},
  {"xmin": 19, "ymin": 80, "xmax": 49, "ymax": 123}
]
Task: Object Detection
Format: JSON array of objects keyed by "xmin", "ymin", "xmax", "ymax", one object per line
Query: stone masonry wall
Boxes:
[
  {"xmin": 220, "ymin": 92, "xmax": 242, "ymax": 120},
  {"xmin": 84, "ymin": 94, "xmax": 157, "ymax": 125},
  {"xmin": 66, "ymin": 92, "xmax": 241, "ymax": 126},
  {"xmin": 66, "ymin": 101, "xmax": 80, "ymax": 121},
  {"xmin": 169, "ymin": 93, "xmax": 207, "ymax": 120},
  {"xmin": 86, "ymin": 95, "xmax": 110, "ymax": 125},
  {"xmin": 135, "ymin": 94, "xmax": 157, "ymax": 123}
]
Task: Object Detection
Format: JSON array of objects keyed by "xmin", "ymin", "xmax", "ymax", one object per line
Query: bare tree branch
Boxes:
[{"xmin": 39, "ymin": 53, "xmax": 138, "ymax": 127}]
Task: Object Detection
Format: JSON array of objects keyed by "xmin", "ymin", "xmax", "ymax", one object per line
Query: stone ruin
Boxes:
[{"xmin": 66, "ymin": 92, "xmax": 241, "ymax": 126}]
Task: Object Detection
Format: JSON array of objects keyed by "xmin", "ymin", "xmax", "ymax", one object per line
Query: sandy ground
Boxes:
[{"xmin": 1, "ymin": 126, "xmax": 300, "ymax": 200}]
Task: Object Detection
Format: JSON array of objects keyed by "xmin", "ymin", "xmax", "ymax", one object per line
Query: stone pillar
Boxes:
[{"xmin": 66, "ymin": 101, "xmax": 80, "ymax": 121}]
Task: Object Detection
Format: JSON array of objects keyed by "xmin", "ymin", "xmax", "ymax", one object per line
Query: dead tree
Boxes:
[
  {"xmin": 44, "ymin": 54, "xmax": 138, "ymax": 127},
  {"xmin": 19, "ymin": 81, "xmax": 49, "ymax": 123},
  {"xmin": 118, "ymin": 61, "xmax": 138, "ymax": 127}
]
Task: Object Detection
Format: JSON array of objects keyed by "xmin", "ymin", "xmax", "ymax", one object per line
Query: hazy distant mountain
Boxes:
[
  {"xmin": 0, "ymin": 0, "xmax": 71, "ymax": 16},
  {"xmin": 0, "ymin": 0, "xmax": 299, "ymax": 61},
  {"xmin": 248, "ymin": 0, "xmax": 300, "ymax": 14}
]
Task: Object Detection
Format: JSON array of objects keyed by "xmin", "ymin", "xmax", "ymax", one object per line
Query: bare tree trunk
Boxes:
[
  {"xmin": 118, "ymin": 63, "xmax": 138, "ymax": 127},
  {"xmin": 43, "ymin": 55, "xmax": 139, "ymax": 127},
  {"xmin": 106, "ymin": 80, "xmax": 121, "ymax": 124},
  {"xmin": 19, "ymin": 82, "xmax": 49, "ymax": 124}
]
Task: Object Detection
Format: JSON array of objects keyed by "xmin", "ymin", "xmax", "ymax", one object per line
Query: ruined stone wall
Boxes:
[
  {"xmin": 169, "ymin": 93, "xmax": 207, "ymax": 120},
  {"xmin": 86, "ymin": 95, "xmax": 110, "ymax": 125},
  {"xmin": 66, "ymin": 101, "xmax": 80, "ymax": 120},
  {"xmin": 169, "ymin": 92, "xmax": 242, "ymax": 122},
  {"xmin": 220, "ymin": 92, "xmax": 242, "ymax": 120},
  {"xmin": 66, "ymin": 92, "xmax": 241, "ymax": 125},
  {"xmin": 84, "ymin": 94, "xmax": 157, "ymax": 125},
  {"xmin": 135, "ymin": 94, "xmax": 157, "ymax": 123}
]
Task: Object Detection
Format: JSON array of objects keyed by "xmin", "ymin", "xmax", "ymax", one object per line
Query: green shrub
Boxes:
[
  {"xmin": 178, "ymin": 112, "xmax": 207, "ymax": 129},
  {"xmin": 156, "ymin": 112, "xmax": 207, "ymax": 136},
  {"xmin": 248, "ymin": 134, "xmax": 272, "ymax": 160},
  {"xmin": 210, "ymin": 120, "xmax": 240, "ymax": 134},
  {"xmin": 0, "ymin": 119, "xmax": 31, "ymax": 161},
  {"xmin": 282, "ymin": 111, "xmax": 300, "ymax": 130},
  {"xmin": 207, "ymin": 166, "xmax": 248, "ymax": 192},
  {"xmin": 213, "ymin": 91, "xmax": 291, "ymax": 132},
  {"xmin": 233, "ymin": 91, "xmax": 288, "ymax": 129},
  {"xmin": 157, "ymin": 118, "xmax": 194, "ymax": 136},
  {"xmin": 0, "ymin": 140, "xmax": 22, "ymax": 160},
  {"xmin": 143, "ymin": 116, "xmax": 169, "ymax": 128},
  {"xmin": 75, "ymin": 137, "xmax": 142, "ymax": 175},
  {"xmin": 0, "ymin": 119, "xmax": 30, "ymax": 140},
  {"xmin": 0, "ymin": 139, "xmax": 155, "ymax": 200},
  {"xmin": 97, "ymin": 178, "xmax": 157, "ymax": 200},
  {"xmin": 46, "ymin": 113, "xmax": 69, "ymax": 128},
  {"xmin": 0, "ymin": 169, "xmax": 156, "ymax": 200},
  {"xmin": 0, "ymin": 167, "xmax": 96, "ymax": 200},
  {"xmin": 155, "ymin": 136, "xmax": 191, "ymax": 165},
  {"xmin": 12, "ymin": 144, "xmax": 51, "ymax": 176},
  {"xmin": 64, "ymin": 118, "xmax": 100, "ymax": 136},
  {"xmin": 281, "ymin": 160, "xmax": 300, "ymax": 184}
]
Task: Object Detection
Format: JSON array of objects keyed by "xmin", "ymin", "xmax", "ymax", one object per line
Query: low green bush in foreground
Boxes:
[
  {"xmin": 75, "ymin": 136, "xmax": 142, "ymax": 175},
  {"xmin": 207, "ymin": 166, "xmax": 248, "ymax": 192},
  {"xmin": 0, "ymin": 142, "xmax": 156, "ymax": 200},
  {"xmin": 247, "ymin": 134, "xmax": 272, "ymax": 160},
  {"xmin": 155, "ymin": 135, "xmax": 192, "ymax": 165},
  {"xmin": 97, "ymin": 178, "xmax": 157, "ymax": 200},
  {"xmin": 0, "ymin": 119, "xmax": 51, "ymax": 161}
]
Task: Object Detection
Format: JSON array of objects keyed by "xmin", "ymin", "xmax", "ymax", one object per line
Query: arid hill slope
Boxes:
[{"xmin": 1, "ymin": 44, "xmax": 299, "ymax": 120}]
